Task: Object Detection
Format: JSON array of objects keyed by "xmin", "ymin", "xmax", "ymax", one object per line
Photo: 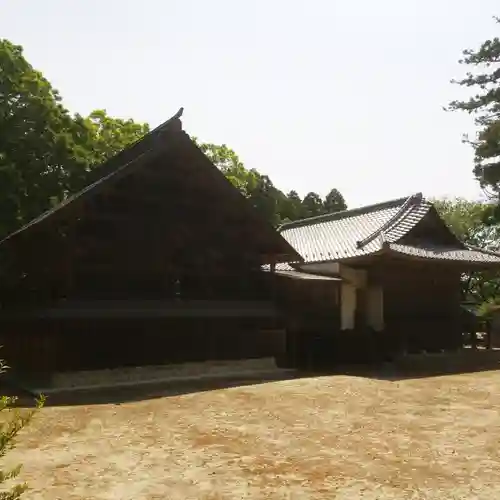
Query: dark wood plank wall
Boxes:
[
  {"xmin": 370, "ymin": 257, "xmax": 463, "ymax": 353},
  {"xmin": 0, "ymin": 312, "xmax": 286, "ymax": 374},
  {"xmin": 0, "ymin": 141, "xmax": 295, "ymax": 373},
  {"xmin": 274, "ymin": 277, "xmax": 342, "ymax": 368},
  {"xmin": 0, "ymin": 143, "xmax": 284, "ymax": 305},
  {"xmin": 275, "ymin": 278, "xmax": 340, "ymax": 328},
  {"xmin": 277, "ymin": 256, "xmax": 465, "ymax": 369}
]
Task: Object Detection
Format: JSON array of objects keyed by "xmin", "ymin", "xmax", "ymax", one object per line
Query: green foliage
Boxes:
[
  {"xmin": 433, "ymin": 197, "xmax": 500, "ymax": 303},
  {"xmin": 432, "ymin": 197, "xmax": 500, "ymax": 247},
  {"xmin": 0, "ymin": 360, "xmax": 44, "ymax": 499},
  {"xmin": 0, "ymin": 39, "xmax": 82, "ymax": 235},
  {"xmin": 194, "ymin": 141, "xmax": 248, "ymax": 192},
  {"xmin": 476, "ymin": 296, "xmax": 500, "ymax": 319},
  {"xmin": 192, "ymin": 139, "xmax": 347, "ymax": 226},
  {"xmin": 279, "ymin": 190, "xmax": 302, "ymax": 223},
  {"xmin": 324, "ymin": 188, "xmax": 347, "ymax": 214},
  {"xmin": 448, "ymin": 17, "xmax": 500, "ymax": 194},
  {"xmin": 71, "ymin": 110, "xmax": 149, "ymax": 191},
  {"xmin": 301, "ymin": 192, "xmax": 325, "ymax": 218},
  {"xmin": 0, "ymin": 39, "xmax": 149, "ymax": 238},
  {"xmin": 297, "ymin": 189, "xmax": 346, "ymax": 221},
  {"xmin": 0, "ymin": 38, "xmax": 347, "ymax": 237}
]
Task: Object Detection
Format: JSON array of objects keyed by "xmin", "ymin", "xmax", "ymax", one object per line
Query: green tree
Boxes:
[
  {"xmin": 0, "ymin": 38, "xmax": 347, "ymax": 234},
  {"xmin": 301, "ymin": 192, "xmax": 325, "ymax": 218},
  {"xmin": 448, "ymin": 17, "xmax": 500, "ymax": 194},
  {"xmin": 194, "ymin": 141, "xmax": 253, "ymax": 195},
  {"xmin": 192, "ymin": 140, "xmax": 348, "ymax": 226},
  {"xmin": 433, "ymin": 197, "xmax": 500, "ymax": 302},
  {"xmin": 69, "ymin": 110, "xmax": 149, "ymax": 191},
  {"xmin": 279, "ymin": 190, "xmax": 303, "ymax": 224},
  {"xmin": 246, "ymin": 173, "xmax": 283, "ymax": 227},
  {"xmin": 324, "ymin": 188, "xmax": 347, "ymax": 213},
  {"xmin": 0, "ymin": 360, "xmax": 44, "ymax": 499},
  {"xmin": 433, "ymin": 198, "xmax": 499, "ymax": 246},
  {"xmin": 0, "ymin": 39, "xmax": 150, "ymax": 238},
  {"xmin": 0, "ymin": 39, "xmax": 84, "ymax": 235}
]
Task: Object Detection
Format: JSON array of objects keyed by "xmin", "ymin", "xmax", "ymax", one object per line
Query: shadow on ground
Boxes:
[
  {"xmin": 5, "ymin": 370, "xmax": 303, "ymax": 408},
  {"xmin": 6, "ymin": 349, "xmax": 500, "ymax": 408},
  {"xmin": 329, "ymin": 348, "xmax": 500, "ymax": 382}
]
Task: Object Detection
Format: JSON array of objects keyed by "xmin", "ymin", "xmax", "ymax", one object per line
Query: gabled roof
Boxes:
[
  {"xmin": 279, "ymin": 193, "xmax": 431, "ymax": 263},
  {"xmin": 0, "ymin": 109, "xmax": 186, "ymax": 245},
  {"xmin": 0, "ymin": 108, "xmax": 301, "ymax": 265},
  {"xmin": 279, "ymin": 193, "xmax": 500, "ymax": 266}
]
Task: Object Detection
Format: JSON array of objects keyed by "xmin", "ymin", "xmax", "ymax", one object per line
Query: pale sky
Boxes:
[{"xmin": 1, "ymin": 0, "xmax": 498, "ymax": 208}]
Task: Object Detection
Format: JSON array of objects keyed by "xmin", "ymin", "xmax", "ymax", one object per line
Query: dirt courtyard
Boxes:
[{"xmin": 6, "ymin": 366, "xmax": 500, "ymax": 499}]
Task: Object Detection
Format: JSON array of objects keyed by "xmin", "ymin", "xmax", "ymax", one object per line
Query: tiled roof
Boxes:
[
  {"xmin": 279, "ymin": 193, "xmax": 432, "ymax": 263},
  {"xmin": 388, "ymin": 243, "xmax": 500, "ymax": 264}
]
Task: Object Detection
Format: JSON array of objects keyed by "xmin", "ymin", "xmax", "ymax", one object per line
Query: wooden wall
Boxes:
[
  {"xmin": 0, "ymin": 313, "xmax": 285, "ymax": 374},
  {"xmin": 275, "ymin": 277, "xmax": 340, "ymax": 328},
  {"xmin": 276, "ymin": 258, "xmax": 465, "ymax": 369},
  {"xmin": 273, "ymin": 277, "xmax": 342, "ymax": 368},
  {"xmin": 370, "ymin": 257, "xmax": 463, "ymax": 353}
]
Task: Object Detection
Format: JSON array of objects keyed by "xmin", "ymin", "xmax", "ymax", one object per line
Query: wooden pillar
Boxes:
[
  {"xmin": 366, "ymin": 286, "xmax": 384, "ymax": 331},
  {"xmin": 285, "ymin": 325, "xmax": 298, "ymax": 368},
  {"xmin": 471, "ymin": 330, "xmax": 478, "ymax": 350},
  {"xmin": 270, "ymin": 261, "xmax": 277, "ymax": 303},
  {"xmin": 486, "ymin": 320, "xmax": 493, "ymax": 350},
  {"xmin": 489, "ymin": 310, "xmax": 500, "ymax": 350},
  {"xmin": 341, "ymin": 283, "xmax": 356, "ymax": 330}
]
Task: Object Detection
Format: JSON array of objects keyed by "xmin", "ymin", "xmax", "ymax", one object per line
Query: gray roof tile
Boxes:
[
  {"xmin": 388, "ymin": 243, "xmax": 500, "ymax": 264},
  {"xmin": 280, "ymin": 193, "xmax": 431, "ymax": 263}
]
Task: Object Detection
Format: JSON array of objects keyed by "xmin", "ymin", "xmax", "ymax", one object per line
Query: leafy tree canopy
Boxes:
[
  {"xmin": 0, "ymin": 40, "xmax": 149, "ymax": 236},
  {"xmin": 433, "ymin": 197, "xmax": 500, "ymax": 303},
  {"xmin": 0, "ymin": 38, "xmax": 347, "ymax": 238}
]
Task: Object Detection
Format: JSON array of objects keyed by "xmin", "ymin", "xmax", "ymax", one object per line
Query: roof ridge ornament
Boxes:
[
  {"xmin": 173, "ymin": 107, "xmax": 184, "ymax": 119},
  {"xmin": 156, "ymin": 107, "xmax": 184, "ymax": 134},
  {"xmin": 355, "ymin": 192, "xmax": 423, "ymax": 249}
]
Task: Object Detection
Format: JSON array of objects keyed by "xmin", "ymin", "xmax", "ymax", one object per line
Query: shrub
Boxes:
[
  {"xmin": 477, "ymin": 297, "xmax": 500, "ymax": 321},
  {"xmin": 0, "ymin": 360, "xmax": 44, "ymax": 499}
]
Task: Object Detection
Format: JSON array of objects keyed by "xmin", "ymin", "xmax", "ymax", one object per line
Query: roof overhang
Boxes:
[
  {"xmin": 286, "ymin": 241, "xmax": 500, "ymax": 272},
  {"xmin": 261, "ymin": 263, "xmax": 341, "ymax": 281},
  {"xmin": 292, "ymin": 262, "xmax": 367, "ymax": 286},
  {"xmin": 384, "ymin": 243, "xmax": 500, "ymax": 270},
  {"xmin": 297, "ymin": 251, "xmax": 385, "ymax": 270},
  {"xmin": 272, "ymin": 269, "xmax": 342, "ymax": 281}
]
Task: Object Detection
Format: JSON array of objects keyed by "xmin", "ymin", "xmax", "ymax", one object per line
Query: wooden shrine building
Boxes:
[
  {"xmin": 0, "ymin": 109, "xmax": 301, "ymax": 375},
  {"xmin": 272, "ymin": 193, "xmax": 500, "ymax": 367}
]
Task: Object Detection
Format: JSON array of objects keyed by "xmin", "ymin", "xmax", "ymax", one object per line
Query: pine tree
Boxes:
[{"xmin": 449, "ymin": 17, "xmax": 500, "ymax": 194}]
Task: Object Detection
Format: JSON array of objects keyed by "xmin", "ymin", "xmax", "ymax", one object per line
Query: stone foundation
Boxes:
[{"xmin": 38, "ymin": 357, "xmax": 280, "ymax": 393}]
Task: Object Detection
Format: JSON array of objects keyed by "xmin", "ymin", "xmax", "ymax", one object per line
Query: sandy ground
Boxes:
[{"xmin": 4, "ymin": 365, "xmax": 500, "ymax": 500}]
